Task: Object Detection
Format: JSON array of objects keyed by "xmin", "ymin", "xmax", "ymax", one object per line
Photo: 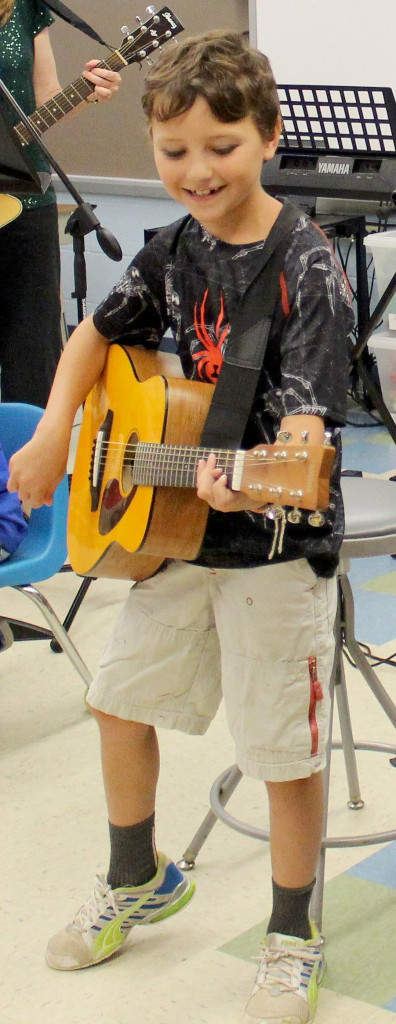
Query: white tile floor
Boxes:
[{"xmin": 1, "ymin": 416, "xmax": 396, "ymax": 1023}]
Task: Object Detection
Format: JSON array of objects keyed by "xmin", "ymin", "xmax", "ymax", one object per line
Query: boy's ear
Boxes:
[{"xmin": 263, "ymin": 114, "xmax": 282, "ymax": 161}]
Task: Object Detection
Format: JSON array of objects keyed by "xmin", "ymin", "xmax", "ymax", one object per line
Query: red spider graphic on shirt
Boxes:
[{"xmin": 192, "ymin": 289, "xmax": 230, "ymax": 383}]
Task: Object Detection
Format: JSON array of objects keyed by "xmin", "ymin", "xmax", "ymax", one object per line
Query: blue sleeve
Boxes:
[{"xmin": 0, "ymin": 443, "xmax": 28, "ymax": 556}]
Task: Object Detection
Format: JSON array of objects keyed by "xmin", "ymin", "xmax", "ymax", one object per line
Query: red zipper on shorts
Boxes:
[{"xmin": 308, "ymin": 657, "xmax": 323, "ymax": 756}]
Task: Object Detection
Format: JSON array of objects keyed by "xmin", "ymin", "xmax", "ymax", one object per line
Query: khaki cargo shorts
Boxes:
[{"xmin": 87, "ymin": 558, "xmax": 337, "ymax": 782}]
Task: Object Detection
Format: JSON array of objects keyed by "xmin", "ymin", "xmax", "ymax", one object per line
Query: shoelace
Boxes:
[
  {"xmin": 71, "ymin": 874, "xmax": 117, "ymax": 932},
  {"xmin": 253, "ymin": 944, "xmax": 321, "ymax": 994}
]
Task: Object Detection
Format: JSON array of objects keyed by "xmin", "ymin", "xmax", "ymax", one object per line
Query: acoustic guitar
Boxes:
[
  {"xmin": 12, "ymin": 8, "xmax": 183, "ymax": 147},
  {"xmin": 68, "ymin": 345, "xmax": 336, "ymax": 582},
  {"xmin": 0, "ymin": 194, "xmax": 22, "ymax": 229}
]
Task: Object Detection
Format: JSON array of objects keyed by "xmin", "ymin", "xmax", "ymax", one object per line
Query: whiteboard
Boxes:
[{"xmin": 256, "ymin": 0, "xmax": 396, "ymax": 98}]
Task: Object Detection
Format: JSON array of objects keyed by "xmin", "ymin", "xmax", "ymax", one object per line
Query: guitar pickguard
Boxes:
[{"xmin": 99, "ymin": 479, "xmax": 135, "ymax": 535}]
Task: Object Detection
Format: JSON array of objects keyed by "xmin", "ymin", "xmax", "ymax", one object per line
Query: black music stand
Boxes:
[
  {"xmin": 0, "ymin": 97, "xmax": 50, "ymax": 196},
  {"xmin": 275, "ymin": 83, "xmax": 396, "ymax": 158},
  {"xmin": 262, "ymin": 83, "xmax": 396, "ymax": 442}
]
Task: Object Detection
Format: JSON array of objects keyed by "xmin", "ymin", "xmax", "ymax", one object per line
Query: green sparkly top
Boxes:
[{"xmin": 0, "ymin": 0, "xmax": 55, "ymax": 208}]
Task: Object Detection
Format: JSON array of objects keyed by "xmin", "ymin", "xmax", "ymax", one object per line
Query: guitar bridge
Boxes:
[{"xmin": 90, "ymin": 409, "xmax": 113, "ymax": 512}]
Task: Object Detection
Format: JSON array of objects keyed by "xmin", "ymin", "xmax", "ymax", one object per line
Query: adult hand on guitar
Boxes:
[
  {"xmin": 7, "ymin": 423, "xmax": 69, "ymax": 508},
  {"xmin": 82, "ymin": 60, "xmax": 121, "ymax": 103}
]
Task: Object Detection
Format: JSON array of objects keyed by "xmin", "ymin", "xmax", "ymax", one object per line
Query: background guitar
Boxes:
[
  {"xmin": 0, "ymin": 194, "xmax": 22, "ymax": 229},
  {"xmin": 68, "ymin": 345, "xmax": 335, "ymax": 582},
  {"xmin": 12, "ymin": 8, "xmax": 183, "ymax": 148}
]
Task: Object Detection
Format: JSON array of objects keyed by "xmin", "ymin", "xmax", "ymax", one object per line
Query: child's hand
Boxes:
[
  {"xmin": 197, "ymin": 453, "xmax": 257, "ymax": 513},
  {"xmin": 8, "ymin": 429, "xmax": 69, "ymax": 508}
]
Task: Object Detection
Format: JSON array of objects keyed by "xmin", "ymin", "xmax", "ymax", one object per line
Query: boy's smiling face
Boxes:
[{"xmin": 151, "ymin": 96, "xmax": 280, "ymax": 243}]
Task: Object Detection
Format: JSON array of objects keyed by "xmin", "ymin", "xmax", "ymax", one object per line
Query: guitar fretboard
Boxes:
[
  {"xmin": 13, "ymin": 54, "xmax": 123, "ymax": 146},
  {"xmin": 133, "ymin": 443, "xmax": 239, "ymax": 489}
]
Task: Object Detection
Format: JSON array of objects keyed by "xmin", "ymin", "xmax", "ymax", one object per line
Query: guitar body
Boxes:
[
  {"xmin": 68, "ymin": 346, "xmax": 213, "ymax": 580},
  {"xmin": 0, "ymin": 194, "xmax": 22, "ymax": 229}
]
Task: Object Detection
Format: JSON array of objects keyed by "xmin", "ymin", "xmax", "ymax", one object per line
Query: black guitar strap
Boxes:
[
  {"xmin": 43, "ymin": 0, "xmax": 112, "ymax": 49},
  {"xmin": 199, "ymin": 201, "xmax": 302, "ymax": 449}
]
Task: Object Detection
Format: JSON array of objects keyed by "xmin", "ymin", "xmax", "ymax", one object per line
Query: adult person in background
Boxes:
[{"xmin": 0, "ymin": 0, "xmax": 121, "ymax": 406}]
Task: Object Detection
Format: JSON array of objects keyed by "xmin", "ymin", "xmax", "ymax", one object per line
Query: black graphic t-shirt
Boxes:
[{"xmin": 93, "ymin": 206, "xmax": 354, "ymax": 574}]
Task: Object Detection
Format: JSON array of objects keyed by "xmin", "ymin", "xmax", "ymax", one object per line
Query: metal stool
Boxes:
[{"xmin": 178, "ymin": 477, "xmax": 396, "ymax": 930}]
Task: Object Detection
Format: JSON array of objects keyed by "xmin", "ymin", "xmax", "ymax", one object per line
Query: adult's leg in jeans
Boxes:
[{"xmin": 0, "ymin": 203, "xmax": 62, "ymax": 406}]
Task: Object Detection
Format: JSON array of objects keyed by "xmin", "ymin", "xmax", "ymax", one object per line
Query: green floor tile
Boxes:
[
  {"xmin": 218, "ymin": 873, "xmax": 396, "ymax": 1009},
  {"xmin": 321, "ymin": 874, "xmax": 396, "ymax": 1005},
  {"xmin": 361, "ymin": 570, "xmax": 396, "ymax": 595}
]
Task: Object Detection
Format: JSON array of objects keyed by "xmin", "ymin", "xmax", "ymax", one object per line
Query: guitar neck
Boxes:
[
  {"xmin": 127, "ymin": 437, "xmax": 334, "ymax": 511},
  {"xmin": 13, "ymin": 55, "xmax": 122, "ymax": 146},
  {"xmin": 134, "ymin": 443, "xmax": 238, "ymax": 491}
]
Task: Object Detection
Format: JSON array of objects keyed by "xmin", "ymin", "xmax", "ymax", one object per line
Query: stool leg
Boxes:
[
  {"xmin": 335, "ymin": 655, "xmax": 364, "ymax": 808},
  {"xmin": 340, "ymin": 572, "xmax": 396, "ymax": 728},
  {"xmin": 178, "ymin": 765, "xmax": 242, "ymax": 869},
  {"xmin": 310, "ymin": 653, "xmax": 336, "ymax": 934}
]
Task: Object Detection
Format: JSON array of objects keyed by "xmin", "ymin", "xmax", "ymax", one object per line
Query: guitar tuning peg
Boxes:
[
  {"xmin": 287, "ymin": 509, "xmax": 302, "ymax": 524},
  {"xmin": 146, "ymin": 5, "xmax": 156, "ymax": 13},
  {"xmin": 276, "ymin": 430, "xmax": 292, "ymax": 444},
  {"xmin": 121, "ymin": 24, "xmax": 131, "ymax": 35},
  {"xmin": 308, "ymin": 511, "xmax": 326, "ymax": 527},
  {"xmin": 301, "ymin": 430, "xmax": 309, "ymax": 444},
  {"xmin": 146, "ymin": 57, "xmax": 154, "ymax": 66}
]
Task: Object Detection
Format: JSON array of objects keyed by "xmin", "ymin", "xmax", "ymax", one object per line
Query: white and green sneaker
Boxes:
[
  {"xmin": 46, "ymin": 852, "xmax": 195, "ymax": 971},
  {"xmin": 243, "ymin": 923, "xmax": 325, "ymax": 1024}
]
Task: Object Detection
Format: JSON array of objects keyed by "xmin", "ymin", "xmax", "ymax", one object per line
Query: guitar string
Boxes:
[
  {"xmin": 92, "ymin": 441, "xmax": 312, "ymax": 462},
  {"xmin": 92, "ymin": 453, "xmax": 306, "ymax": 467}
]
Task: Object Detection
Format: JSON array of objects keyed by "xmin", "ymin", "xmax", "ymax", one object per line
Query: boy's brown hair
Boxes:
[{"xmin": 141, "ymin": 30, "xmax": 280, "ymax": 142}]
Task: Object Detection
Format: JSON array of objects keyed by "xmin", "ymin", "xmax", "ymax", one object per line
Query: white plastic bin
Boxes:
[
  {"xmin": 364, "ymin": 229, "xmax": 396, "ymax": 330},
  {"xmin": 368, "ymin": 330, "xmax": 396, "ymax": 419}
]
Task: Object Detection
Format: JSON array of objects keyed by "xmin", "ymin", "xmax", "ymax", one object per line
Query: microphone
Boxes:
[
  {"xmin": 96, "ymin": 225, "xmax": 123, "ymax": 261},
  {"xmin": 65, "ymin": 202, "xmax": 123, "ymax": 261}
]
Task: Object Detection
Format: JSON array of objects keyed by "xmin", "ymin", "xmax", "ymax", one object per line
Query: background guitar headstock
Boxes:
[{"xmin": 119, "ymin": 7, "xmax": 184, "ymax": 68}]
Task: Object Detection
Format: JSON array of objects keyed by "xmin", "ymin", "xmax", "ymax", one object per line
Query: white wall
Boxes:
[{"xmin": 256, "ymin": 0, "xmax": 396, "ymax": 95}]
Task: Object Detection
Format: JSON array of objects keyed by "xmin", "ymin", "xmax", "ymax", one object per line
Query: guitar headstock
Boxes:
[
  {"xmin": 238, "ymin": 442, "xmax": 336, "ymax": 513},
  {"xmin": 120, "ymin": 7, "xmax": 184, "ymax": 67}
]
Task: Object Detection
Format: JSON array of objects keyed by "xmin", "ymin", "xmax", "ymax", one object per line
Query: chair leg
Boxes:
[
  {"xmin": 14, "ymin": 584, "xmax": 92, "ymax": 687},
  {"xmin": 340, "ymin": 572, "xmax": 396, "ymax": 729},
  {"xmin": 50, "ymin": 577, "xmax": 94, "ymax": 653},
  {"xmin": 178, "ymin": 765, "xmax": 243, "ymax": 869}
]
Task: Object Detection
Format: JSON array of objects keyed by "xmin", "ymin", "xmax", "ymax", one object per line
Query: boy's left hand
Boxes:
[
  {"xmin": 197, "ymin": 453, "xmax": 257, "ymax": 513},
  {"xmin": 83, "ymin": 61, "xmax": 121, "ymax": 103}
]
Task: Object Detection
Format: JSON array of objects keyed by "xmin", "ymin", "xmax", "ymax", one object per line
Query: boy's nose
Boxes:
[{"xmin": 185, "ymin": 153, "xmax": 214, "ymax": 185}]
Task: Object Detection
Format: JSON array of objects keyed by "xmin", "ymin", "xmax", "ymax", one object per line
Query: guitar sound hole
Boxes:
[{"xmin": 121, "ymin": 432, "xmax": 138, "ymax": 492}]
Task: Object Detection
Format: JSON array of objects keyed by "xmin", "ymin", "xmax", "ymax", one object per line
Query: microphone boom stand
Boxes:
[
  {"xmin": 0, "ymin": 77, "xmax": 122, "ymax": 327},
  {"xmin": 349, "ymin": 270, "xmax": 396, "ymax": 445}
]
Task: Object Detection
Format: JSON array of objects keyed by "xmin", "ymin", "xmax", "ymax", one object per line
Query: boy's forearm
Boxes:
[
  {"xmin": 7, "ymin": 317, "xmax": 110, "ymax": 508},
  {"xmin": 38, "ymin": 315, "xmax": 109, "ymax": 435}
]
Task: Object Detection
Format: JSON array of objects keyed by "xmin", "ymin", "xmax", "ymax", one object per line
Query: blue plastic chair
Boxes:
[{"xmin": 0, "ymin": 403, "xmax": 91, "ymax": 686}]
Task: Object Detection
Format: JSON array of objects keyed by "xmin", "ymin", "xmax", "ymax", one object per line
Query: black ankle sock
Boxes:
[
  {"xmin": 107, "ymin": 813, "xmax": 158, "ymax": 889},
  {"xmin": 266, "ymin": 878, "xmax": 315, "ymax": 941}
]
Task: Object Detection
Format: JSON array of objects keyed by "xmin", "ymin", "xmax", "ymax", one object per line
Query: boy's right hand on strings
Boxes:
[{"xmin": 7, "ymin": 426, "xmax": 69, "ymax": 508}]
